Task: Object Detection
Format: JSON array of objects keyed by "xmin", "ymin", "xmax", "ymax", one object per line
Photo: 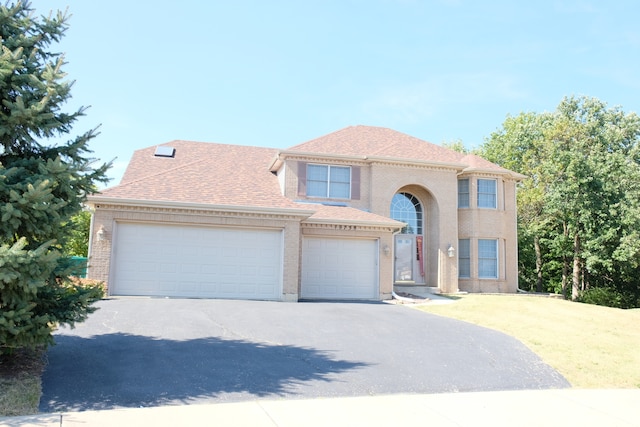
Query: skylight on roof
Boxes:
[{"xmin": 154, "ymin": 146, "xmax": 175, "ymax": 158}]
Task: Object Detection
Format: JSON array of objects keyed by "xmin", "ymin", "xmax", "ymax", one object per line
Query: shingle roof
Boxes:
[
  {"xmin": 460, "ymin": 153, "xmax": 519, "ymax": 174},
  {"xmin": 287, "ymin": 125, "xmax": 465, "ymax": 164},
  {"xmin": 287, "ymin": 125, "xmax": 521, "ymax": 176},
  {"xmin": 305, "ymin": 204, "xmax": 405, "ymax": 227},
  {"xmin": 93, "ymin": 139, "xmax": 404, "ymax": 227},
  {"xmin": 98, "ymin": 141, "xmax": 299, "ymax": 209},
  {"xmin": 92, "ymin": 126, "xmax": 520, "ymax": 226}
]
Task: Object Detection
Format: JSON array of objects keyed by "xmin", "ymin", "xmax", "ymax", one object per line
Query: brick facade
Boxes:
[{"xmin": 87, "ymin": 126, "xmax": 523, "ymax": 300}]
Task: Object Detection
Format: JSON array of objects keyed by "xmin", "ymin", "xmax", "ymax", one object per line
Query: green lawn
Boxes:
[
  {"xmin": 0, "ymin": 347, "xmax": 45, "ymax": 416},
  {"xmin": 417, "ymin": 294, "xmax": 640, "ymax": 388}
]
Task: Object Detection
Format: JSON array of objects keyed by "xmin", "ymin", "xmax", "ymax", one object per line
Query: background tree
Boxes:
[
  {"xmin": 0, "ymin": 1, "xmax": 109, "ymax": 355},
  {"xmin": 63, "ymin": 210, "xmax": 92, "ymax": 257},
  {"xmin": 480, "ymin": 96, "xmax": 640, "ymax": 308},
  {"xmin": 441, "ymin": 139, "xmax": 470, "ymax": 154},
  {"xmin": 480, "ymin": 112, "xmax": 554, "ymax": 293}
]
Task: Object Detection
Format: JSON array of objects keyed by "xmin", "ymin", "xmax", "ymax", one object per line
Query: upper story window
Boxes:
[
  {"xmin": 306, "ymin": 164, "xmax": 351, "ymax": 199},
  {"xmin": 477, "ymin": 179, "xmax": 497, "ymax": 209},
  {"xmin": 458, "ymin": 179, "xmax": 470, "ymax": 208}
]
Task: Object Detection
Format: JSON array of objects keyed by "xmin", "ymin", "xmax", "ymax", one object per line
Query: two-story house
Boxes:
[{"xmin": 86, "ymin": 125, "xmax": 524, "ymax": 301}]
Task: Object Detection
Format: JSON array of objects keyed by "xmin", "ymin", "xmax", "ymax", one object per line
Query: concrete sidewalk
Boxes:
[
  {"xmin": 392, "ymin": 285, "xmax": 458, "ymax": 304},
  {"xmin": 3, "ymin": 389, "xmax": 639, "ymax": 427}
]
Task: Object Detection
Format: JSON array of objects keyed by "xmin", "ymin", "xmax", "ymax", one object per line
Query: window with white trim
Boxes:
[
  {"xmin": 391, "ymin": 192, "xmax": 423, "ymax": 235},
  {"xmin": 478, "ymin": 239, "xmax": 498, "ymax": 278},
  {"xmin": 458, "ymin": 179, "xmax": 469, "ymax": 208},
  {"xmin": 306, "ymin": 164, "xmax": 351, "ymax": 199},
  {"xmin": 458, "ymin": 239, "xmax": 470, "ymax": 278},
  {"xmin": 477, "ymin": 179, "xmax": 497, "ymax": 208}
]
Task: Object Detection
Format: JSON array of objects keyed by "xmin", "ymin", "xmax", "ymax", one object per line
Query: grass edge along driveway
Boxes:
[
  {"xmin": 0, "ymin": 347, "xmax": 44, "ymax": 416},
  {"xmin": 418, "ymin": 294, "xmax": 640, "ymax": 389}
]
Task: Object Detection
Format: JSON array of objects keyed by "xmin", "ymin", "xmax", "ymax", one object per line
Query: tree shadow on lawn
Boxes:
[{"xmin": 39, "ymin": 333, "xmax": 368, "ymax": 412}]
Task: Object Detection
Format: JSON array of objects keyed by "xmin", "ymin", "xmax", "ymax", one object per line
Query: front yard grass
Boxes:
[
  {"xmin": 418, "ymin": 294, "xmax": 640, "ymax": 388},
  {"xmin": 0, "ymin": 347, "xmax": 46, "ymax": 417}
]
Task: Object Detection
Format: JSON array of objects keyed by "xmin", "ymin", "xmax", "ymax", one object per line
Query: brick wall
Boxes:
[
  {"xmin": 457, "ymin": 175, "xmax": 519, "ymax": 293},
  {"xmin": 87, "ymin": 203, "xmax": 306, "ymax": 300},
  {"xmin": 281, "ymin": 157, "xmax": 520, "ymax": 294}
]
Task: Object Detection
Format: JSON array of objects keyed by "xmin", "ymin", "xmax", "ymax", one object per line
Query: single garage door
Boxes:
[
  {"xmin": 111, "ymin": 222, "xmax": 283, "ymax": 300},
  {"xmin": 301, "ymin": 237, "xmax": 378, "ymax": 300}
]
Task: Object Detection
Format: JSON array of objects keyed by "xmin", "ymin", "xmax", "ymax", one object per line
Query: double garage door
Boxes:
[
  {"xmin": 111, "ymin": 223, "xmax": 283, "ymax": 300},
  {"xmin": 110, "ymin": 223, "xmax": 379, "ymax": 300}
]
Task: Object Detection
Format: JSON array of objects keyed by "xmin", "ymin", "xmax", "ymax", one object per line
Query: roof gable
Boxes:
[{"xmin": 286, "ymin": 125, "xmax": 466, "ymax": 164}]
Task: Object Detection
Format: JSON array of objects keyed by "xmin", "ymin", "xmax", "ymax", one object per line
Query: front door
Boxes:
[
  {"xmin": 391, "ymin": 192, "xmax": 424, "ymax": 284},
  {"xmin": 395, "ymin": 235, "xmax": 414, "ymax": 282}
]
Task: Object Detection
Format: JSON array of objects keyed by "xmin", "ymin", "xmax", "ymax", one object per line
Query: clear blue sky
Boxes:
[{"xmin": 52, "ymin": 0, "xmax": 640, "ymax": 186}]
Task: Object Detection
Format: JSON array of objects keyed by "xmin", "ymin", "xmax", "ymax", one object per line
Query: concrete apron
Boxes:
[{"xmin": 392, "ymin": 285, "xmax": 456, "ymax": 304}]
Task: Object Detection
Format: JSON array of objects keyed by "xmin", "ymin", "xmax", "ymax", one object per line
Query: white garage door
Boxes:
[
  {"xmin": 111, "ymin": 222, "xmax": 283, "ymax": 300},
  {"xmin": 301, "ymin": 237, "xmax": 378, "ymax": 300}
]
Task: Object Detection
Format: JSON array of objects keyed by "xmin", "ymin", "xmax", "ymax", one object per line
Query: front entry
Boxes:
[
  {"xmin": 391, "ymin": 192, "xmax": 425, "ymax": 284},
  {"xmin": 395, "ymin": 235, "xmax": 414, "ymax": 282}
]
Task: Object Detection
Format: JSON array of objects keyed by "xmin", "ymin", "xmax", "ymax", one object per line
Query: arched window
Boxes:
[{"xmin": 391, "ymin": 192, "xmax": 423, "ymax": 234}]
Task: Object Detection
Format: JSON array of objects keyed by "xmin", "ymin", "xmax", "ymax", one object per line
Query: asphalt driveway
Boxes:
[{"xmin": 39, "ymin": 298, "xmax": 569, "ymax": 412}]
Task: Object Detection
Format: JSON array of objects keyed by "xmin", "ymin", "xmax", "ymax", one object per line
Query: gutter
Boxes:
[
  {"xmin": 272, "ymin": 151, "xmax": 468, "ymax": 171},
  {"xmin": 86, "ymin": 196, "xmax": 316, "ymax": 219},
  {"xmin": 461, "ymin": 167, "xmax": 527, "ymax": 181},
  {"xmin": 302, "ymin": 217, "xmax": 405, "ymax": 230}
]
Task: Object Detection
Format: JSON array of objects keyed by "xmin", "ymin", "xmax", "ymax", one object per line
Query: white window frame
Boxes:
[
  {"xmin": 477, "ymin": 179, "xmax": 497, "ymax": 209},
  {"xmin": 478, "ymin": 239, "xmax": 498, "ymax": 279},
  {"xmin": 306, "ymin": 164, "xmax": 351, "ymax": 199},
  {"xmin": 458, "ymin": 179, "xmax": 470, "ymax": 208}
]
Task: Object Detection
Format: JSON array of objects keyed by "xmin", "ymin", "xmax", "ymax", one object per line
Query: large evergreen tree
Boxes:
[
  {"xmin": 480, "ymin": 96, "xmax": 640, "ymax": 308},
  {"xmin": 0, "ymin": 1, "xmax": 108, "ymax": 355}
]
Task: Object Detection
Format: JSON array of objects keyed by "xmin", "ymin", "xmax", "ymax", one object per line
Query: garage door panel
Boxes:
[
  {"xmin": 112, "ymin": 223, "xmax": 282, "ymax": 300},
  {"xmin": 301, "ymin": 237, "xmax": 378, "ymax": 300}
]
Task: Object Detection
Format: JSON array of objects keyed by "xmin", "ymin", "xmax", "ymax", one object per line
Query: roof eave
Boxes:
[
  {"xmin": 268, "ymin": 152, "xmax": 283, "ymax": 172},
  {"xmin": 461, "ymin": 167, "xmax": 527, "ymax": 181},
  {"xmin": 276, "ymin": 150, "xmax": 368, "ymax": 162},
  {"xmin": 273, "ymin": 151, "xmax": 468, "ymax": 170},
  {"xmin": 303, "ymin": 217, "xmax": 406, "ymax": 230},
  {"xmin": 86, "ymin": 195, "xmax": 315, "ymax": 218},
  {"xmin": 365, "ymin": 155, "xmax": 467, "ymax": 170}
]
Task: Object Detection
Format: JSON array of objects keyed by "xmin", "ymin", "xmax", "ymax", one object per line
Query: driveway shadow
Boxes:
[{"xmin": 40, "ymin": 333, "xmax": 367, "ymax": 412}]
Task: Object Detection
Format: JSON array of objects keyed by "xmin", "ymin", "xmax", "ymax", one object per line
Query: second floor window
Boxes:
[
  {"xmin": 477, "ymin": 179, "xmax": 497, "ymax": 208},
  {"xmin": 458, "ymin": 179, "xmax": 470, "ymax": 208},
  {"xmin": 307, "ymin": 164, "xmax": 351, "ymax": 199}
]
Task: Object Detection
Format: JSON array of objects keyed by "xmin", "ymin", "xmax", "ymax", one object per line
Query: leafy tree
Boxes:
[
  {"xmin": 0, "ymin": 1, "xmax": 109, "ymax": 355},
  {"xmin": 441, "ymin": 139, "xmax": 470, "ymax": 154},
  {"xmin": 480, "ymin": 96, "xmax": 640, "ymax": 307},
  {"xmin": 479, "ymin": 112, "xmax": 557, "ymax": 293},
  {"xmin": 63, "ymin": 210, "xmax": 91, "ymax": 257}
]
